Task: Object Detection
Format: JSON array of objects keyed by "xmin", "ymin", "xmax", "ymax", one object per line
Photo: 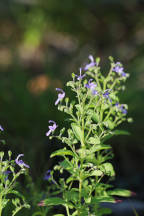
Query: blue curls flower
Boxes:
[
  {"xmin": 0, "ymin": 125, "xmax": 4, "ymax": 131},
  {"xmin": 55, "ymin": 88, "xmax": 65, "ymax": 105},
  {"xmin": 3, "ymin": 170, "xmax": 11, "ymax": 181},
  {"xmin": 115, "ymin": 103, "xmax": 127, "ymax": 114},
  {"xmin": 75, "ymin": 68, "xmax": 86, "ymax": 80},
  {"xmin": 44, "ymin": 170, "xmax": 51, "ymax": 180},
  {"xmin": 113, "ymin": 62, "xmax": 126, "ymax": 77},
  {"xmin": 103, "ymin": 89, "xmax": 112, "ymax": 102},
  {"xmin": 15, "ymin": 154, "xmax": 30, "ymax": 168},
  {"xmin": 84, "ymin": 55, "xmax": 97, "ymax": 71},
  {"xmin": 46, "ymin": 120, "xmax": 57, "ymax": 137},
  {"xmin": 85, "ymin": 79, "xmax": 98, "ymax": 95}
]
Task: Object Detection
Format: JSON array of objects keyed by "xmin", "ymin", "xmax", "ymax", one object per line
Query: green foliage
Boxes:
[
  {"xmin": 41, "ymin": 56, "xmax": 133, "ymax": 215},
  {"xmin": 0, "ymin": 143, "xmax": 30, "ymax": 215}
]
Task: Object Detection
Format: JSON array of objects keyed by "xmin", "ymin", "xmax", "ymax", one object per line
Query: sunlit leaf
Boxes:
[
  {"xmin": 92, "ymin": 196, "xmax": 115, "ymax": 203},
  {"xmin": 90, "ymin": 170, "xmax": 103, "ymax": 176},
  {"xmin": 100, "ymin": 163, "xmax": 115, "ymax": 177},
  {"xmin": 112, "ymin": 130, "xmax": 130, "ymax": 136},
  {"xmin": 98, "ymin": 207, "xmax": 112, "ymax": 215},
  {"xmin": 44, "ymin": 197, "xmax": 66, "ymax": 206},
  {"xmin": 90, "ymin": 144, "xmax": 111, "ymax": 153},
  {"xmin": 71, "ymin": 123, "xmax": 84, "ymax": 144},
  {"xmin": 88, "ymin": 137, "xmax": 100, "ymax": 145},
  {"xmin": 50, "ymin": 148, "xmax": 74, "ymax": 158},
  {"xmin": 108, "ymin": 188, "xmax": 131, "ymax": 197}
]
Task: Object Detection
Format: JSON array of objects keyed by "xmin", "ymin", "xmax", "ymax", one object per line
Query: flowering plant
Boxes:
[
  {"xmin": 41, "ymin": 56, "xmax": 133, "ymax": 216},
  {"xmin": 0, "ymin": 128, "xmax": 30, "ymax": 216}
]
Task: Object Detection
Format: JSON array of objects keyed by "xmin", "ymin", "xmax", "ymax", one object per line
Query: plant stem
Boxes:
[
  {"xmin": 66, "ymin": 205, "xmax": 70, "ymax": 216},
  {"xmin": 78, "ymin": 178, "xmax": 82, "ymax": 216},
  {"xmin": 0, "ymin": 196, "xmax": 2, "ymax": 216}
]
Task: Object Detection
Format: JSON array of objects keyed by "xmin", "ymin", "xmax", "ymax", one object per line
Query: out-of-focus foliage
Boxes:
[{"xmin": 0, "ymin": 0, "xmax": 144, "ymax": 214}]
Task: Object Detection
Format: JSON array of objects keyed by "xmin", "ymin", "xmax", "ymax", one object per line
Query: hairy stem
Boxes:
[
  {"xmin": 0, "ymin": 195, "xmax": 2, "ymax": 216},
  {"xmin": 65, "ymin": 205, "xmax": 70, "ymax": 216}
]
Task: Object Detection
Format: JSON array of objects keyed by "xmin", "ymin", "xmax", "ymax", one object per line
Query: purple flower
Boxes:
[
  {"xmin": 0, "ymin": 125, "xmax": 4, "ymax": 131},
  {"xmin": 15, "ymin": 154, "xmax": 30, "ymax": 168},
  {"xmin": 113, "ymin": 62, "xmax": 126, "ymax": 77},
  {"xmin": 120, "ymin": 105, "xmax": 127, "ymax": 114},
  {"xmin": 3, "ymin": 170, "xmax": 11, "ymax": 181},
  {"xmin": 84, "ymin": 55, "xmax": 97, "ymax": 71},
  {"xmin": 44, "ymin": 169, "xmax": 51, "ymax": 180},
  {"xmin": 75, "ymin": 68, "xmax": 86, "ymax": 80},
  {"xmin": 115, "ymin": 103, "xmax": 127, "ymax": 114},
  {"xmin": 46, "ymin": 120, "xmax": 57, "ymax": 136},
  {"xmin": 55, "ymin": 88, "xmax": 65, "ymax": 105},
  {"xmin": 85, "ymin": 79, "xmax": 98, "ymax": 95},
  {"xmin": 103, "ymin": 90, "xmax": 110, "ymax": 99},
  {"xmin": 103, "ymin": 89, "xmax": 112, "ymax": 102}
]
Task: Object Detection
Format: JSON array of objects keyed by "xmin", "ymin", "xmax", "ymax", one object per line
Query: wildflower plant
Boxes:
[
  {"xmin": 0, "ymin": 128, "xmax": 30, "ymax": 216},
  {"xmin": 42, "ymin": 56, "xmax": 133, "ymax": 216}
]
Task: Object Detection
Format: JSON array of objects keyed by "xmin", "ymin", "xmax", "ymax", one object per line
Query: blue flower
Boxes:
[
  {"xmin": 84, "ymin": 55, "xmax": 97, "ymax": 71},
  {"xmin": 75, "ymin": 68, "xmax": 86, "ymax": 80},
  {"xmin": 85, "ymin": 79, "xmax": 98, "ymax": 95},
  {"xmin": 113, "ymin": 62, "xmax": 126, "ymax": 77},
  {"xmin": 46, "ymin": 120, "xmax": 57, "ymax": 136},
  {"xmin": 15, "ymin": 154, "xmax": 30, "ymax": 168},
  {"xmin": 103, "ymin": 89, "xmax": 112, "ymax": 102},
  {"xmin": 3, "ymin": 170, "xmax": 11, "ymax": 181},
  {"xmin": 44, "ymin": 170, "xmax": 51, "ymax": 180},
  {"xmin": 115, "ymin": 103, "xmax": 127, "ymax": 114},
  {"xmin": 120, "ymin": 105, "xmax": 127, "ymax": 114},
  {"xmin": 55, "ymin": 88, "xmax": 65, "ymax": 105},
  {"xmin": 0, "ymin": 125, "xmax": 4, "ymax": 131}
]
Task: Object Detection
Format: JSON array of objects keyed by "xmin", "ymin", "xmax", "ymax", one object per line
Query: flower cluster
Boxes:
[{"xmin": 46, "ymin": 55, "xmax": 129, "ymax": 138}]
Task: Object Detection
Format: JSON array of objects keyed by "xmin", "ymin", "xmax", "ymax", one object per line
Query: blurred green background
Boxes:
[{"xmin": 0, "ymin": 0, "xmax": 144, "ymax": 215}]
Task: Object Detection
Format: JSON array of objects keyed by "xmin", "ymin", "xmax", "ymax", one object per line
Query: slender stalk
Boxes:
[
  {"xmin": 65, "ymin": 205, "xmax": 70, "ymax": 216},
  {"xmin": 0, "ymin": 195, "xmax": 2, "ymax": 216},
  {"xmin": 104, "ymin": 109, "xmax": 112, "ymax": 121},
  {"xmin": 78, "ymin": 178, "xmax": 82, "ymax": 216}
]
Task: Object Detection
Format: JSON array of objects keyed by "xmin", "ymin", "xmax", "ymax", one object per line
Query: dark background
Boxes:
[{"xmin": 0, "ymin": 0, "xmax": 144, "ymax": 215}]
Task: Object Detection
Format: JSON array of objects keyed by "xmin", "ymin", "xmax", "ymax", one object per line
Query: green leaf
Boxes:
[
  {"xmin": 44, "ymin": 197, "xmax": 66, "ymax": 206},
  {"xmin": 92, "ymin": 196, "xmax": 115, "ymax": 203},
  {"xmin": 100, "ymin": 163, "xmax": 115, "ymax": 177},
  {"xmin": 108, "ymin": 188, "xmax": 131, "ymax": 197},
  {"xmin": 65, "ymin": 190, "xmax": 79, "ymax": 203},
  {"xmin": 0, "ymin": 140, "xmax": 6, "ymax": 145},
  {"xmin": 77, "ymin": 149, "xmax": 89, "ymax": 159},
  {"xmin": 104, "ymin": 120, "xmax": 115, "ymax": 130},
  {"xmin": 90, "ymin": 144, "xmax": 111, "ymax": 153},
  {"xmin": 60, "ymin": 160, "xmax": 72, "ymax": 169},
  {"xmin": 92, "ymin": 113, "xmax": 99, "ymax": 123},
  {"xmin": 53, "ymin": 215, "xmax": 65, "ymax": 216},
  {"xmin": 66, "ymin": 176, "xmax": 77, "ymax": 184},
  {"xmin": 10, "ymin": 190, "xmax": 26, "ymax": 201},
  {"xmin": 50, "ymin": 148, "xmax": 74, "ymax": 158},
  {"xmin": 98, "ymin": 208, "xmax": 112, "ymax": 215},
  {"xmin": 102, "ymin": 129, "xmax": 130, "ymax": 142},
  {"xmin": 112, "ymin": 130, "xmax": 130, "ymax": 136},
  {"xmin": 75, "ymin": 104, "xmax": 83, "ymax": 113},
  {"xmin": 90, "ymin": 170, "xmax": 103, "ymax": 176},
  {"xmin": 71, "ymin": 123, "xmax": 83, "ymax": 144},
  {"xmin": 1, "ymin": 199, "xmax": 9, "ymax": 208},
  {"xmin": 88, "ymin": 137, "xmax": 100, "ymax": 145}
]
